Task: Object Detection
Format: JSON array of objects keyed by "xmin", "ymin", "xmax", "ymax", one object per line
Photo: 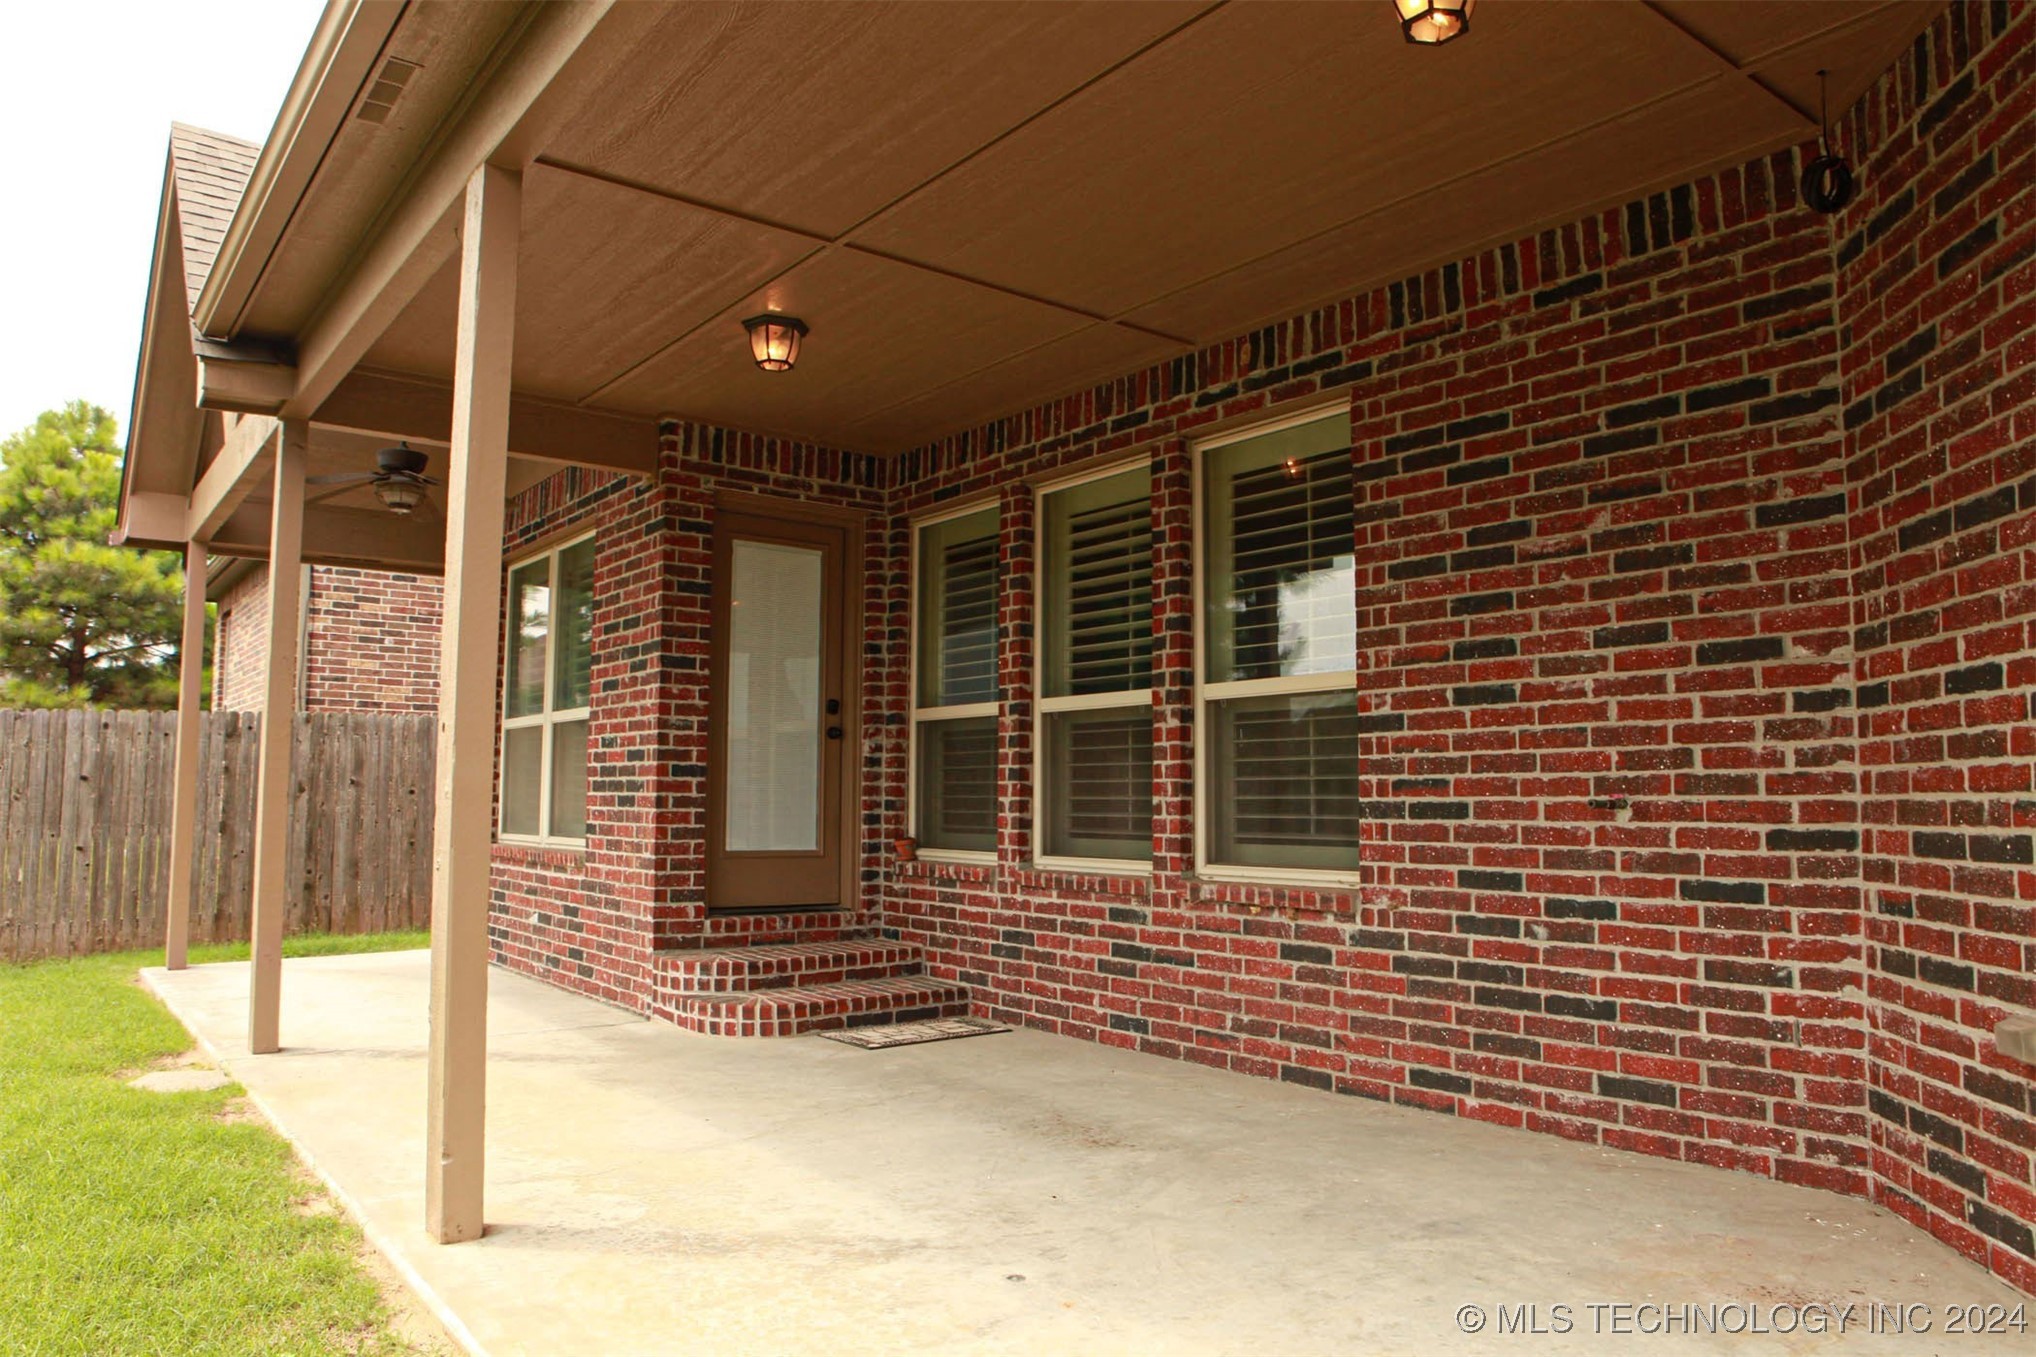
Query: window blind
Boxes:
[
  {"xmin": 1062, "ymin": 496, "xmax": 1153, "ymax": 694},
  {"xmin": 1228, "ymin": 447, "xmax": 1355, "ymax": 680},
  {"xmin": 939, "ymin": 534, "xmax": 997, "ymax": 705}
]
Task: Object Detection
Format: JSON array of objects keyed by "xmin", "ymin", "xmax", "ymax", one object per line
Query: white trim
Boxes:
[
  {"xmin": 1037, "ymin": 689, "xmax": 1148, "ymax": 714},
  {"xmin": 1190, "ymin": 396, "xmax": 1352, "ymax": 454},
  {"xmin": 1202, "ymin": 672, "xmax": 1356, "ymax": 703},
  {"xmin": 911, "ymin": 701, "xmax": 999, "ymax": 723},
  {"xmin": 914, "ymin": 848, "xmax": 996, "ymax": 867},
  {"xmin": 908, "ymin": 493, "xmax": 1001, "ymax": 531},
  {"xmin": 496, "ymin": 529, "xmax": 596, "ymax": 847},
  {"xmin": 1030, "ymin": 450, "xmax": 1154, "ymax": 497},
  {"xmin": 1197, "ymin": 864, "xmax": 1364, "ymax": 889},
  {"xmin": 1034, "ymin": 855, "xmax": 1154, "ymax": 878}
]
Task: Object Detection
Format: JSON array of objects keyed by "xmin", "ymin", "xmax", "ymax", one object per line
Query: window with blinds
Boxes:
[
  {"xmin": 1040, "ymin": 464, "xmax": 1154, "ymax": 863},
  {"xmin": 1199, "ymin": 411, "xmax": 1360, "ymax": 873},
  {"xmin": 500, "ymin": 532, "xmax": 596, "ymax": 844},
  {"xmin": 913, "ymin": 507, "xmax": 1000, "ymax": 853}
]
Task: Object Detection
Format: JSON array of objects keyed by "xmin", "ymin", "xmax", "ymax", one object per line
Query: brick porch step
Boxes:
[
  {"xmin": 662, "ymin": 938, "xmax": 926, "ymax": 996},
  {"xmin": 663, "ymin": 974, "xmax": 971, "ymax": 1038}
]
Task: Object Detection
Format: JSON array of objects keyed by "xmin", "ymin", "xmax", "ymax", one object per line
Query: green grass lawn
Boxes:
[{"xmin": 0, "ymin": 932, "xmax": 433, "ymax": 1356}]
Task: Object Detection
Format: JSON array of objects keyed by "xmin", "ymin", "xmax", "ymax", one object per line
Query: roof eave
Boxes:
[{"xmin": 190, "ymin": 0, "xmax": 408, "ymax": 341}]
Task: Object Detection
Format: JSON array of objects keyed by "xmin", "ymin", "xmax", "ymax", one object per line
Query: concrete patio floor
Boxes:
[{"xmin": 142, "ymin": 952, "xmax": 2029, "ymax": 1356}]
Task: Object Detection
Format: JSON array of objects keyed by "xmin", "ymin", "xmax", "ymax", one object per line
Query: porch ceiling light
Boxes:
[
  {"xmin": 742, "ymin": 313, "xmax": 809, "ymax": 372},
  {"xmin": 1394, "ymin": 0, "xmax": 1473, "ymax": 45}
]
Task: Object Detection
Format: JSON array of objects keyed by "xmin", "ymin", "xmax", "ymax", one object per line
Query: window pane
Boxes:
[
  {"xmin": 1210, "ymin": 689, "xmax": 1360, "ymax": 870},
  {"xmin": 915, "ymin": 716, "xmax": 996, "ymax": 852},
  {"xmin": 1043, "ymin": 706, "xmax": 1152, "ymax": 860},
  {"xmin": 1043, "ymin": 467, "xmax": 1153, "ymax": 699},
  {"xmin": 1204, "ymin": 414, "xmax": 1355, "ymax": 683},
  {"xmin": 916, "ymin": 509, "xmax": 998, "ymax": 707},
  {"xmin": 505, "ymin": 559, "xmax": 550, "ymax": 718},
  {"xmin": 552, "ymin": 537, "xmax": 595, "ymax": 711},
  {"xmin": 724, "ymin": 540, "xmax": 823, "ymax": 852},
  {"xmin": 502, "ymin": 725, "xmax": 543, "ymax": 837},
  {"xmin": 547, "ymin": 718, "xmax": 588, "ymax": 840}
]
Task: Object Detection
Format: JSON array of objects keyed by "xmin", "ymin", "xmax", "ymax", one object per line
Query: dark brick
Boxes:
[
  {"xmin": 1533, "ymin": 272, "xmax": 1603, "ymax": 308},
  {"xmin": 1969, "ymin": 1203, "xmax": 2036, "ymax": 1258},
  {"xmin": 1447, "ymin": 412, "xmax": 1511, "ymax": 441},
  {"xmin": 1696, "ymin": 637, "xmax": 1784, "ymax": 666},
  {"xmin": 1545, "ymin": 898, "xmax": 1617, "ymax": 920},
  {"xmin": 1874, "ymin": 364, "xmax": 1925, "ymax": 416},
  {"xmin": 1614, "ymin": 544, "xmax": 1694, "ymax": 573},
  {"xmin": 1407, "ymin": 801, "xmax": 1471, "ymax": 821},
  {"xmin": 1446, "ymin": 455, "xmax": 1512, "ymax": 486},
  {"xmin": 1954, "ymin": 484, "xmax": 2018, "ymax": 532},
  {"xmin": 1449, "ymin": 545, "xmax": 1516, "ymax": 572},
  {"xmin": 1110, "ymin": 941, "xmax": 1154, "ymax": 963},
  {"xmin": 1939, "ymin": 219, "xmax": 1999, "ymax": 279},
  {"xmin": 1594, "ymin": 622, "xmax": 1670, "ymax": 649},
  {"xmin": 1599, "ymin": 1075, "xmax": 1679, "ymax": 1107},
  {"xmin": 1857, "ymin": 680, "xmax": 1890, "ymax": 709},
  {"xmin": 1928, "ymin": 1147, "xmax": 1989, "ymax": 1197},
  {"xmin": 1908, "ymin": 1106, "xmax": 1964, "ymax": 1153},
  {"xmin": 1968, "ymin": 834, "xmax": 2033, "ymax": 865},
  {"xmin": 1388, "ymin": 553, "xmax": 1449, "ymax": 581},
  {"xmin": 1451, "ymin": 591, "xmax": 1515, "ymax": 617},
  {"xmin": 1548, "ymin": 995, "xmax": 1617, "ymax": 1022},
  {"xmin": 1744, "ymin": 282, "xmax": 1832, "ymax": 323},
  {"xmin": 1755, "ymin": 494, "xmax": 1845, "ymax": 528},
  {"xmin": 1917, "ymin": 70, "xmax": 1976, "ymax": 140},
  {"xmin": 1474, "ymin": 986, "xmax": 1542, "ymax": 1012},
  {"xmin": 1944, "ymin": 662, "xmax": 2003, "ymax": 695},
  {"xmin": 1912, "ymin": 832, "xmax": 1966, "ymax": 861},
  {"xmin": 1408, "ymin": 1067, "xmax": 1472, "ymax": 1095},
  {"xmin": 1749, "ymin": 387, "xmax": 1840, "ymax": 423},
  {"xmin": 1588, "ymin": 477, "xmax": 1661, "ymax": 505},
  {"xmin": 1680, "ymin": 879, "xmax": 1766, "ymax": 905},
  {"xmin": 1280, "ymin": 942, "xmax": 1335, "ymax": 965},
  {"xmin": 1280, "ymin": 1064, "xmax": 1333, "ymax": 1091},
  {"xmin": 1767, "ymin": 828, "xmax": 1859, "ymax": 852},
  {"xmin": 1386, "ymin": 426, "xmax": 1449, "ymax": 455},
  {"xmin": 1885, "ymin": 324, "xmax": 1937, "ymax": 378},
  {"xmin": 1452, "ymin": 636, "xmax": 1518, "ymax": 660},
  {"xmin": 1606, "ymin": 395, "xmax": 1680, "ymax": 428},
  {"xmin": 1109, "ymin": 1013, "xmax": 1150, "ymax": 1035},
  {"xmin": 1458, "ymin": 869, "xmax": 1524, "ymax": 891},
  {"xmin": 1866, "ymin": 187, "xmax": 1914, "ymax": 246},
  {"xmin": 1793, "ymin": 688, "xmax": 1850, "ymax": 713},
  {"xmin": 1403, "ymin": 443, "xmax": 1463, "ymax": 473},
  {"xmin": 1452, "ymin": 684, "xmax": 1518, "ymax": 706},
  {"xmin": 1466, "ymin": 519, "xmax": 1532, "ymax": 547},
  {"xmin": 1703, "ymin": 959, "xmax": 1794, "ymax": 988},
  {"xmin": 1583, "ymin": 427, "xmax": 1660, "ymax": 458},
  {"xmin": 1917, "ymin": 957, "xmax": 1976, "ymax": 992},
  {"xmin": 1686, "ymin": 376, "xmax": 1771, "ymax": 412}
]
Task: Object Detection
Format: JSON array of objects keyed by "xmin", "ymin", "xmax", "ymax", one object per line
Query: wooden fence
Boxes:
[{"xmin": 0, "ymin": 709, "xmax": 436, "ymax": 962}]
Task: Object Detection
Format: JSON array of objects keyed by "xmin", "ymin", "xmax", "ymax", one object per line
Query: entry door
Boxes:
[{"xmin": 706, "ymin": 509, "xmax": 849, "ymax": 910}]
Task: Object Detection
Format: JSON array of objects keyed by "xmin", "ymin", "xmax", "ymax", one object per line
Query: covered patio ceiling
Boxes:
[{"xmin": 118, "ymin": 0, "xmax": 1942, "ymax": 569}]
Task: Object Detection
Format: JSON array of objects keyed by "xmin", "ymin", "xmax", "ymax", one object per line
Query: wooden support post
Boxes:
[
  {"xmin": 164, "ymin": 540, "xmax": 208, "ymax": 970},
  {"xmin": 248, "ymin": 422, "xmax": 304, "ymax": 1054},
  {"xmin": 426, "ymin": 162, "xmax": 519, "ymax": 1245}
]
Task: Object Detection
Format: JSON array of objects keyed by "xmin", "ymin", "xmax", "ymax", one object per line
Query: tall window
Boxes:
[
  {"xmin": 913, "ymin": 507, "xmax": 998, "ymax": 854},
  {"xmin": 500, "ymin": 534, "xmax": 595, "ymax": 843},
  {"xmin": 1199, "ymin": 410, "xmax": 1360, "ymax": 873},
  {"xmin": 1038, "ymin": 464, "xmax": 1154, "ymax": 864}
]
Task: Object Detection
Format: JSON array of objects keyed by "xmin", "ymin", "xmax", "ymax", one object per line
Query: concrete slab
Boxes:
[{"xmin": 142, "ymin": 953, "xmax": 2030, "ymax": 1356}]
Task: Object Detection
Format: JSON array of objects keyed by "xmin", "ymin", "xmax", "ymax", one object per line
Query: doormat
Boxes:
[{"xmin": 818, "ymin": 1017, "xmax": 1011, "ymax": 1049}]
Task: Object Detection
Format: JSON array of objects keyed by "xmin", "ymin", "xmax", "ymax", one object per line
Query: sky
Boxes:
[{"xmin": 0, "ymin": 0, "xmax": 323, "ymax": 443}]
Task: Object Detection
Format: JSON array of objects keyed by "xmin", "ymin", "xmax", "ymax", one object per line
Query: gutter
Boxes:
[{"xmin": 191, "ymin": 0, "xmax": 408, "ymax": 340}]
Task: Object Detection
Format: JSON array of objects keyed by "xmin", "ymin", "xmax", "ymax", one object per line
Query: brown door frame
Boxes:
[{"xmin": 705, "ymin": 490, "xmax": 865, "ymax": 912}]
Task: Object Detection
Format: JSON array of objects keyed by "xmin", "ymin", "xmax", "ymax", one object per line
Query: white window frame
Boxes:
[
  {"xmin": 908, "ymin": 500, "xmax": 1000, "ymax": 865},
  {"xmin": 498, "ymin": 530, "xmax": 595, "ymax": 847},
  {"xmin": 1192, "ymin": 402, "xmax": 1363, "ymax": 886},
  {"xmin": 1033, "ymin": 458, "xmax": 1155, "ymax": 876}
]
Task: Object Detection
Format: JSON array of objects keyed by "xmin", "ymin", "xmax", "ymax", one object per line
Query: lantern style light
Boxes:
[
  {"xmin": 742, "ymin": 313, "xmax": 809, "ymax": 372},
  {"xmin": 1394, "ymin": 0, "xmax": 1473, "ymax": 45}
]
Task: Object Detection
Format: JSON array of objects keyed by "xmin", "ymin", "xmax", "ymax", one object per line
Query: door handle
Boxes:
[
  {"xmin": 826, "ymin": 726, "xmax": 844, "ymax": 740},
  {"xmin": 825, "ymin": 698, "xmax": 841, "ymax": 715}
]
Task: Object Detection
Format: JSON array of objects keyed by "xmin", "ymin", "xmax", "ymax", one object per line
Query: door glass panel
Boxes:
[{"xmin": 725, "ymin": 539, "xmax": 824, "ymax": 852}]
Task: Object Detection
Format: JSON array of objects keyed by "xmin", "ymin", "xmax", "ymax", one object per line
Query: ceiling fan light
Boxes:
[
  {"xmin": 375, "ymin": 479, "xmax": 426, "ymax": 515},
  {"xmin": 1394, "ymin": 0, "xmax": 1473, "ymax": 45},
  {"xmin": 741, "ymin": 313, "xmax": 808, "ymax": 372}
]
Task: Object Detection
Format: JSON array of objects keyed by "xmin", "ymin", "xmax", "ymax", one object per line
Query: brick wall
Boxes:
[
  {"xmin": 1839, "ymin": 0, "xmax": 2036, "ymax": 1291},
  {"xmin": 210, "ymin": 563, "xmax": 443, "ymax": 713},
  {"xmin": 302, "ymin": 566, "xmax": 441, "ymax": 712}
]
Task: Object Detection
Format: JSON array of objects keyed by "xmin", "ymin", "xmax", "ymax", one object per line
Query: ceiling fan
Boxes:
[{"xmin": 305, "ymin": 442, "xmax": 441, "ymax": 516}]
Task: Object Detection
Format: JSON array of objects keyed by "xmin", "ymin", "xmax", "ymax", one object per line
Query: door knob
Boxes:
[{"xmin": 826, "ymin": 725, "xmax": 844, "ymax": 740}]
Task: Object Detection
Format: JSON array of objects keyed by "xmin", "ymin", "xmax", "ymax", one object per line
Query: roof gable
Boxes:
[{"xmin": 167, "ymin": 123, "xmax": 259, "ymax": 317}]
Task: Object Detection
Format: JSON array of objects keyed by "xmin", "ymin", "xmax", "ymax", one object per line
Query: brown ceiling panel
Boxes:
[
  {"xmin": 1120, "ymin": 74, "xmax": 1801, "ymax": 343},
  {"xmin": 849, "ymin": 1, "xmax": 1729, "ymax": 319},
  {"xmin": 845, "ymin": 322, "xmax": 1186, "ymax": 452},
  {"xmin": 592, "ymin": 247, "xmax": 1093, "ymax": 442},
  {"xmin": 1749, "ymin": 3, "xmax": 1944, "ymax": 120},
  {"xmin": 1645, "ymin": 0, "xmax": 1919, "ymax": 67},
  {"xmin": 540, "ymin": 0, "xmax": 1212, "ymax": 240}
]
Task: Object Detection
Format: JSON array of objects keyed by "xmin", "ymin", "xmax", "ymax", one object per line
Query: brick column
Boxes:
[
  {"xmin": 995, "ymin": 481, "xmax": 1035, "ymax": 878},
  {"xmin": 1150, "ymin": 438, "xmax": 1195, "ymax": 912}
]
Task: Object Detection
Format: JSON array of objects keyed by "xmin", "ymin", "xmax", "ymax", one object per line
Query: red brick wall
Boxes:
[
  {"xmin": 1839, "ymin": 0, "xmax": 2036, "ymax": 1291},
  {"xmin": 210, "ymin": 564, "xmax": 442, "ymax": 713},
  {"xmin": 302, "ymin": 566, "xmax": 441, "ymax": 712}
]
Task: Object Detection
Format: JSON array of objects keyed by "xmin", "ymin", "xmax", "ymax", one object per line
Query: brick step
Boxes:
[
  {"xmin": 661, "ymin": 939, "xmax": 926, "ymax": 996},
  {"xmin": 661, "ymin": 975, "xmax": 971, "ymax": 1038},
  {"xmin": 695, "ymin": 910, "xmax": 874, "ymax": 948}
]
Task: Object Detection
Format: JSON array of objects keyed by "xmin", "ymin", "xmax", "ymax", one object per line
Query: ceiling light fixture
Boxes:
[
  {"xmin": 1394, "ymin": 0, "xmax": 1473, "ymax": 45},
  {"xmin": 741, "ymin": 313, "xmax": 809, "ymax": 372}
]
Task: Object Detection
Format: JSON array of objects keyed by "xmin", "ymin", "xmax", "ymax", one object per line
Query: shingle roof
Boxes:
[{"xmin": 167, "ymin": 123, "xmax": 260, "ymax": 317}]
